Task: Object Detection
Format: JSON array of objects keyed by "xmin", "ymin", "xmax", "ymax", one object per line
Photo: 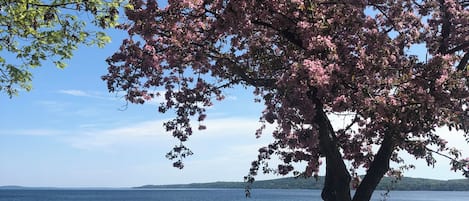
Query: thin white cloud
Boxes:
[
  {"xmin": 35, "ymin": 99, "xmax": 110, "ymax": 118},
  {"xmin": 58, "ymin": 89, "xmax": 120, "ymax": 101},
  {"xmin": 225, "ymin": 95, "xmax": 238, "ymax": 101},
  {"xmin": 64, "ymin": 119, "xmax": 169, "ymax": 150},
  {"xmin": 36, "ymin": 100, "xmax": 70, "ymax": 113},
  {"xmin": 59, "ymin": 89, "xmax": 90, "ymax": 97},
  {"xmin": 62, "ymin": 117, "xmax": 270, "ymax": 151},
  {"xmin": 0, "ymin": 129, "xmax": 66, "ymax": 136}
]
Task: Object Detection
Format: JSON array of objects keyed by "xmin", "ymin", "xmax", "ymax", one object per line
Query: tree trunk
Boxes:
[
  {"xmin": 352, "ymin": 133, "xmax": 395, "ymax": 201},
  {"xmin": 314, "ymin": 103, "xmax": 396, "ymax": 201},
  {"xmin": 315, "ymin": 106, "xmax": 352, "ymax": 201},
  {"xmin": 310, "ymin": 90, "xmax": 395, "ymax": 201}
]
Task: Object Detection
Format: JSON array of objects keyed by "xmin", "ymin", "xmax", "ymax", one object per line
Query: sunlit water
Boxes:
[{"xmin": 0, "ymin": 189, "xmax": 468, "ymax": 201}]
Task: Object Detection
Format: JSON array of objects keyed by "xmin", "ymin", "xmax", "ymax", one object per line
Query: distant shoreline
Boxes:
[
  {"xmin": 2, "ymin": 176, "xmax": 468, "ymax": 191},
  {"xmin": 135, "ymin": 176, "xmax": 469, "ymax": 191}
]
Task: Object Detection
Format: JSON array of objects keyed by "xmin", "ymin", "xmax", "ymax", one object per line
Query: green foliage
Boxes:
[{"xmin": 0, "ymin": 0, "xmax": 124, "ymax": 97}]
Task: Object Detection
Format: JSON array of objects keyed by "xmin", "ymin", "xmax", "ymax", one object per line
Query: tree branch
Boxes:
[
  {"xmin": 251, "ymin": 20, "xmax": 305, "ymax": 50},
  {"xmin": 456, "ymin": 52, "xmax": 468, "ymax": 71},
  {"xmin": 445, "ymin": 42, "xmax": 469, "ymax": 54},
  {"xmin": 209, "ymin": 53, "xmax": 277, "ymax": 88},
  {"xmin": 437, "ymin": 0, "xmax": 451, "ymax": 54}
]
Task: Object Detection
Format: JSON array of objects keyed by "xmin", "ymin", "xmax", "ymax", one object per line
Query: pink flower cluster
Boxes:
[{"xmin": 103, "ymin": 0, "xmax": 469, "ymax": 186}]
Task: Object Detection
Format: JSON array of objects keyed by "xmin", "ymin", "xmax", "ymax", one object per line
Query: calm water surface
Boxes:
[{"xmin": 0, "ymin": 189, "xmax": 467, "ymax": 201}]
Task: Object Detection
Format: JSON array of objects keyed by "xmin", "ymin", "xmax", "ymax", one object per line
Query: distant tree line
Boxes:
[{"xmin": 136, "ymin": 176, "xmax": 469, "ymax": 191}]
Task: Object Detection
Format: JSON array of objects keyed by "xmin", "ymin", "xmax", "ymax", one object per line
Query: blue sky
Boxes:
[
  {"xmin": 0, "ymin": 27, "xmax": 282, "ymax": 187},
  {"xmin": 1, "ymin": 3, "xmax": 468, "ymax": 188}
]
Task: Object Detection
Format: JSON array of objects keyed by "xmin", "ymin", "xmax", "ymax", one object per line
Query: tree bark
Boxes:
[
  {"xmin": 315, "ymin": 105, "xmax": 352, "ymax": 201},
  {"xmin": 310, "ymin": 90, "xmax": 396, "ymax": 201},
  {"xmin": 352, "ymin": 133, "xmax": 395, "ymax": 201}
]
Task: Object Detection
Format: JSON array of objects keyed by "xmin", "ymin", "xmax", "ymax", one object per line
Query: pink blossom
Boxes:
[
  {"xmin": 104, "ymin": 1, "xmax": 469, "ymax": 199},
  {"xmin": 303, "ymin": 59, "xmax": 329, "ymax": 86}
]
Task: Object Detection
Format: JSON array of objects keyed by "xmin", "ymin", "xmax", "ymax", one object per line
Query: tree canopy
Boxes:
[
  {"xmin": 0, "ymin": 0, "xmax": 123, "ymax": 97},
  {"xmin": 103, "ymin": 1, "xmax": 469, "ymax": 201}
]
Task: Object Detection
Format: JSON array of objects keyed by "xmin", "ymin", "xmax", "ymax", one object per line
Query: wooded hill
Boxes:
[{"xmin": 136, "ymin": 177, "xmax": 469, "ymax": 191}]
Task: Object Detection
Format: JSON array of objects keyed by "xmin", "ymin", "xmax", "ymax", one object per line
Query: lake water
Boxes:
[{"xmin": 0, "ymin": 189, "xmax": 468, "ymax": 201}]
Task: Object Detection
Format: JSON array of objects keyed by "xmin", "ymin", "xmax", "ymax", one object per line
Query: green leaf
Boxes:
[
  {"xmin": 54, "ymin": 61, "xmax": 67, "ymax": 69},
  {"xmin": 124, "ymin": 3, "xmax": 134, "ymax": 10},
  {"xmin": 97, "ymin": 32, "xmax": 112, "ymax": 48},
  {"xmin": 0, "ymin": 0, "xmax": 124, "ymax": 97}
]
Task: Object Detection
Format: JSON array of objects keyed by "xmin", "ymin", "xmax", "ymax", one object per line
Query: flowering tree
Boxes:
[
  {"xmin": 103, "ymin": 0, "xmax": 469, "ymax": 201},
  {"xmin": 0, "ymin": 0, "xmax": 123, "ymax": 97}
]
